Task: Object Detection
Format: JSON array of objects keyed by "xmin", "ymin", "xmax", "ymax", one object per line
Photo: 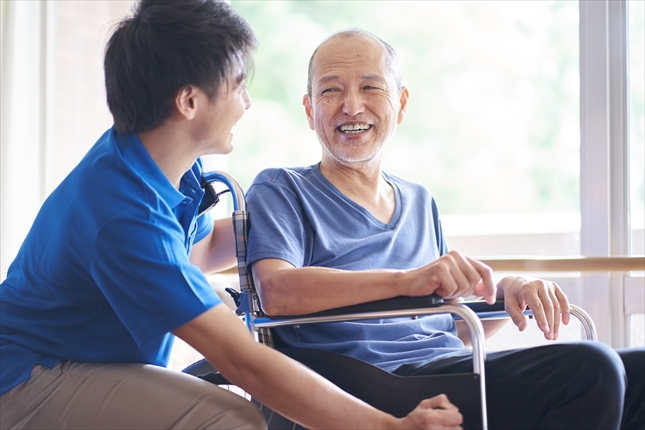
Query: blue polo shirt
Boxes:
[{"xmin": 0, "ymin": 127, "xmax": 222, "ymax": 395}]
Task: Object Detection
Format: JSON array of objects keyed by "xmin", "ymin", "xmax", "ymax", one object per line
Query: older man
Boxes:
[{"xmin": 246, "ymin": 29, "xmax": 644, "ymax": 429}]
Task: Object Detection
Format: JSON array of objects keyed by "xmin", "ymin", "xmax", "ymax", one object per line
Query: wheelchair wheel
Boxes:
[
  {"xmin": 182, "ymin": 359, "xmax": 306, "ymax": 429},
  {"xmin": 182, "ymin": 358, "xmax": 251, "ymax": 401}
]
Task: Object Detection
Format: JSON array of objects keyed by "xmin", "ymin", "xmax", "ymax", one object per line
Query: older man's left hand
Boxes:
[{"xmin": 499, "ymin": 276, "xmax": 571, "ymax": 340}]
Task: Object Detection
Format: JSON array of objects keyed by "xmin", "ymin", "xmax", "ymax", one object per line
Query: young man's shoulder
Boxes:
[{"xmin": 50, "ymin": 128, "xmax": 179, "ymax": 223}]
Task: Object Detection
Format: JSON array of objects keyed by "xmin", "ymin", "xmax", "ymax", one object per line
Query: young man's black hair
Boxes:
[{"xmin": 104, "ymin": 0, "xmax": 257, "ymax": 134}]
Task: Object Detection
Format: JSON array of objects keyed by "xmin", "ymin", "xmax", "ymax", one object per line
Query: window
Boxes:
[
  {"xmin": 226, "ymin": 1, "xmax": 587, "ymax": 351},
  {"xmin": 228, "ymin": 0, "xmax": 643, "ymax": 348},
  {"xmin": 229, "ymin": 1, "xmax": 581, "ymax": 258}
]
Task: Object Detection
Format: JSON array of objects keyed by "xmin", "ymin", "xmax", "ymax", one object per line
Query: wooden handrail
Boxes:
[
  {"xmin": 217, "ymin": 256, "xmax": 644, "ymax": 275},
  {"xmin": 480, "ymin": 256, "xmax": 645, "ymax": 273}
]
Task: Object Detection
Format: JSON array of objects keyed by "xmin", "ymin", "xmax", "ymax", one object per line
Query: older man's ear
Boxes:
[
  {"xmin": 397, "ymin": 86, "xmax": 409, "ymax": 125},
  {"xmin": 303, "ymin": 94, "xmax": 316, "ymax": 130}
]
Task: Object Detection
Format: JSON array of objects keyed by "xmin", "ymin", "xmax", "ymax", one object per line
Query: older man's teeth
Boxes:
[{"xmin": 339, "ymin": 124, "xmax": 371, "ymax": 134}]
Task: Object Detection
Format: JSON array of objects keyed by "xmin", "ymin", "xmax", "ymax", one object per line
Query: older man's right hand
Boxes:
[{"xmin": 407, "ymin": 251, "xmax": 496, "ymax": 304}]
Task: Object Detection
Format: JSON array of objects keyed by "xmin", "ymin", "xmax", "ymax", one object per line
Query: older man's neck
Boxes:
[{"xmin": 320, "ymin": 159, "xmax": 395, "ymax": 223}]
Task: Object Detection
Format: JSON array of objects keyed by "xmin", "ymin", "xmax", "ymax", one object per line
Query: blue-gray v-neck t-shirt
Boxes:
[{"xmin": 246, "ymin": 165, "xmax": 465, "ymax": 372}]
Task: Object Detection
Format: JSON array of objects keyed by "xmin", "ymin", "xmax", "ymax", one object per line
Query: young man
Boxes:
[
  {"xmin": 0, "ymin": 4, "xmax": 463, "ymax": 429},
  {"xmin": 246, "ymin": 29, "xmax": 645, "ymax": 429}
]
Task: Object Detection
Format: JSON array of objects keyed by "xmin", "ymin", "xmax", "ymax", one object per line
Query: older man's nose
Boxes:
[{"xmin": 341, "ymin": 92, "xmax": 365, "ymax": 116}]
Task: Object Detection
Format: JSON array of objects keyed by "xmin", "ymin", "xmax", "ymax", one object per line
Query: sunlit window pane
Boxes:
[
  {"xmin": 629, "ymin": 0, "xmax": 645, "ymax": 255},
  {"xmin": 229, "ymin": 1, "xmax": 580, "ymax": 217},
  {"xmin": 229, "ymin": 1, "xmax": 580, "ymax": 256}
]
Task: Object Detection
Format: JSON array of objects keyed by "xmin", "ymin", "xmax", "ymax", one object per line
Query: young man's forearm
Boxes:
[{"xmin": 173, "ymin": 304, "xmax": 402, "ymax": 429}]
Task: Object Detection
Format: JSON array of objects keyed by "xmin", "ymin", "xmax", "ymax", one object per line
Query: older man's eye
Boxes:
[{"xmin": 321, "ymin": 88, "xmax": 338, "ymax": 95}]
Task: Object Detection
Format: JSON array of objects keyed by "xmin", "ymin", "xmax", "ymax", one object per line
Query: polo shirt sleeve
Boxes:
[
  {"xmin": 194, "ymin": 211, "xmax": 213, "ymax": 243},
  {"xmin": 90, "ymin": 212, "xmax": 222, "ymax": 346}
]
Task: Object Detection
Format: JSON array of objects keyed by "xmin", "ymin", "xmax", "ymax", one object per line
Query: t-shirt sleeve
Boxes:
[
  {"xmin": 430, "ymin": 197, "xmax": 449, "ymax": 256},
  {"xmin": 245, "ymin": 174, "xmax": 308, "ymax": 269},
  {"xmin": 90, "ymin": 213, "xmax": 222, "ymax": 346}
]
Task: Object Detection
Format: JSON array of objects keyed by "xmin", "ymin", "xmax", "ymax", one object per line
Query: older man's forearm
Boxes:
[{"xmin": 252, "ymin": 259, "xmax": 411, "ymax": 315}]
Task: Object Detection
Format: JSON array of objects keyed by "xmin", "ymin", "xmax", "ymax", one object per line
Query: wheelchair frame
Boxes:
[{"xmin": 194, "ymin": 171, "xmax": 598, "ymax": 430}]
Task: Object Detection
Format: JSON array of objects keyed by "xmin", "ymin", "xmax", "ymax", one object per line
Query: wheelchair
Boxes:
[{"xmin": 184, "ymin": 171, "xmax": 598, "ymax": 430}]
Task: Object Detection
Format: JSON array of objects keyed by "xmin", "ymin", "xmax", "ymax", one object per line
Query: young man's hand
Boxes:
[{"xmin": 398, "ymin": 395, "xmax": 463, "ymax": 430}]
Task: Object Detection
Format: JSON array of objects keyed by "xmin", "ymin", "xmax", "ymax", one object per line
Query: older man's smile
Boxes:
[{"xmin": 338, "ymin": 123, "xmax": 372, "ymax": 134}]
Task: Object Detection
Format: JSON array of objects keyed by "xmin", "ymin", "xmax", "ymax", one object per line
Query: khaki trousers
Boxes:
[{"xmin": 0, "ymin": 361, "xmax": 266, "ymax": 429}]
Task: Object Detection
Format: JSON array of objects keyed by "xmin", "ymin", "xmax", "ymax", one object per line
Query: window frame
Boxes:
[{"xmin": 580, "ymin": 0, "xmax": 642, "ymax": 348}]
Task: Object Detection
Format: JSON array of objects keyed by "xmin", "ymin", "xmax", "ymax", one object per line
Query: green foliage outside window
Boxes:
[{"xmin": 228, "ymin": 0, "xmax": 581, "ymax": 215}]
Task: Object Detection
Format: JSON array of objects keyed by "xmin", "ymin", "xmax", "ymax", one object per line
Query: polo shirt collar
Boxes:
[{"xmin": 114, "ymin": 129, "xmax": 186, "ymax": 209}]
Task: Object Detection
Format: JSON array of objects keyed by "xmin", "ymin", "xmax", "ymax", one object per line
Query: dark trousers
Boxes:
[{"xmin": 393, "ymin": 342, "xmax": 644, "ymax": 429}]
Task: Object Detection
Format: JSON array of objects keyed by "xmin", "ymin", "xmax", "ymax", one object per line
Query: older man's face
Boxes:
[{"xmin": 303, "ymin": 36, "xmax": 408, "ymax": 169}]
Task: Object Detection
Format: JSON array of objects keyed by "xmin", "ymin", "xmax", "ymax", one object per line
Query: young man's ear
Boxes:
[
  {"xmin": 175, "ymin": 86, "xmax": 199, "ymax": 121},
  {"xmin": 303, "ymin": 94, "xmax": 315, "ymax": 130},
  {"xmin": 397, "ymin": 86, "xmax": 409, "ymax": 125}
]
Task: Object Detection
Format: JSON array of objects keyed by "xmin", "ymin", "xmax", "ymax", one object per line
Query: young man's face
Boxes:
[
  {"xmin": 303, "ymin": 35, "xmax": 408, "ymax": 169},
  {"xmin": 196, "ymin": 69, "xmax": 251, "ymax": 155}
]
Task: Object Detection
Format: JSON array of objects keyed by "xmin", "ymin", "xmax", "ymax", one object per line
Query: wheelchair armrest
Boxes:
[
  {"xmin": 463, "ymin": 299, "xmax": 505, "ymax": 313},
  {"xmin": 269, "ymin": 293, "xmax": 445, "ymax": 319},
  {"xmin": 461, "ymin": 299, "xmax": 511, "ymax": 320},
  {"xmin": 264, "ymin": 296, "xmax": 504, "ymax": 322},
  {"xmin": 460, "ymin": 299, "xmax": 598, "ymax": 341}
]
